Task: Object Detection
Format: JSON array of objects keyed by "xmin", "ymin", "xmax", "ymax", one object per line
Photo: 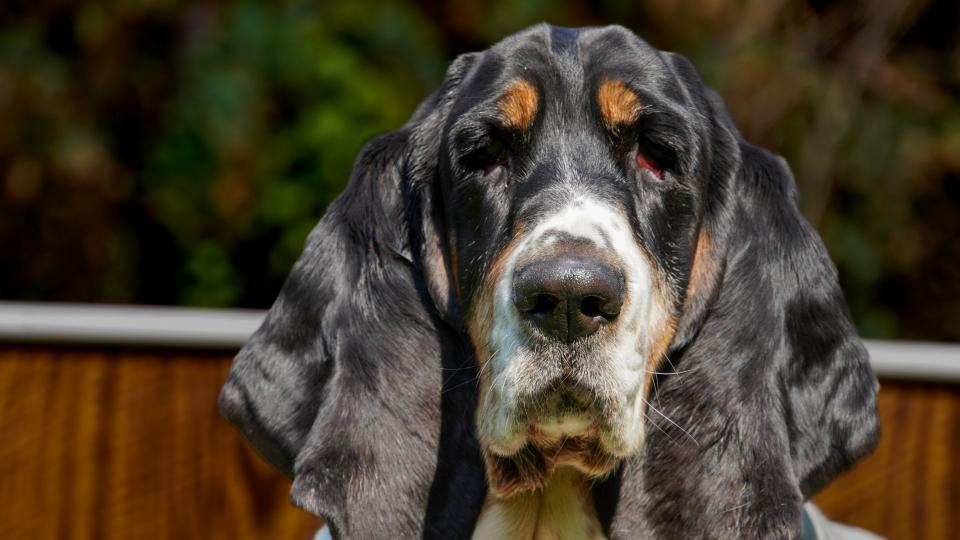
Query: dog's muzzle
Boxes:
[{"xmin": 476, "ymin": 197, "xmax": 668, "ymax": 498}]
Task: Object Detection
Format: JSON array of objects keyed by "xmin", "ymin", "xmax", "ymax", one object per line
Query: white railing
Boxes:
[
  {"xmin": 0, "ymin": 301, "xmax": 957, "ymax": 383},
  {"xmin": 0, "ymin": 302, "xmax": 261, "ymax": 349}
]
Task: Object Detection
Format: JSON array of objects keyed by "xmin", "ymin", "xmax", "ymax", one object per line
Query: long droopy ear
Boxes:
[
  {"xmin": 603, "ymin": 85, "xmax": 880, "ymax": 538},
  {"xmin": 722, "ymin": 143, "xmax": 881, "ymax": 497},
  {"xmin": 219, "ymin": 54, "xmax": 487, "ymax": 538}
]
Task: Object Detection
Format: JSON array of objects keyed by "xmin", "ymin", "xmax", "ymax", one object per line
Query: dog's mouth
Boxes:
[
  {"xmin": 481, "ymin": 384, "xmax": 623, "ymax": 499},
  {"xmin": 483, "ymin": 431, "xmax": 619, "ymax": 499}
]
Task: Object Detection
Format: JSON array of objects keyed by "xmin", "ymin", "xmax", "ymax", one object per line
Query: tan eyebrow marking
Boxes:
[
  {"xmin": 498, "ymin": 80, "xmax": 539, "ymax": 131},
  {"xmin": 597, "ymin": 80, "xmax": 643, "ymax": 128}
]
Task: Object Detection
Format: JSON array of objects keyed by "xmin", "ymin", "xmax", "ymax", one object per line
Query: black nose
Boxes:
[{"xmin": 512, "ymin": 256, "xmax": 625, "ymax": 342}]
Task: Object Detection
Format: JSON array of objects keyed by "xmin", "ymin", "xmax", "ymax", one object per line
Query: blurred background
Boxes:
[
  {"xmin": 1, "ymin": 1, "xmax": 958, "ymax": 539},
  {"xmin": 2, "ymin": 0, "xmax": 959, "ymax": 340}
]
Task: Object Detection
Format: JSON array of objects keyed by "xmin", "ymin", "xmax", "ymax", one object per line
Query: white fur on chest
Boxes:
[{"xmin": 472, "ymin": 468, "xmax": 606, "ymax": 540}]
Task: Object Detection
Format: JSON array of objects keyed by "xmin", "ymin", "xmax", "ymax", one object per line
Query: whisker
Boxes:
[
  {"xmin": 721, "ymin": 502, "xmax": 750, "ymax": 514},
  {"xmin": 663, "ymin": 356, "xmax": 684, "ymax": 383},
  {"xmin": 442, "ymin": 372, "xmax": 482, "ymax": 395},
  {"xmin": 641, "ymin": 408, "xmax": 678, "ymax": 445},
  {"xmin": 644, "ymin": 366, "xmax": 701, "ymax": 376},
  {"xmin": 642, "ymin": 397, "xmax": 699, "ymax": 445},
  {"xmin": 651, "ymin": 372, "xmax": 661, "ymax": 408},
  {"xmin": 440, "ymin": 361, "xmax": 478, "ymax": 372}
]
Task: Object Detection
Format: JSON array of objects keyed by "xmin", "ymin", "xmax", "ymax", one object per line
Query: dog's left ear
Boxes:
[
  {"xmin": 668, "ymin": 55, "xmax": 881, "ymax": 499},
  {"xmin": 219, "ymin": 54, "xmax": 485, "ymax": 538},
  {"xmin": 723, "ymin": 143, "xmax": 882, "ymax": 498},
  {"xmin": 604, "ymin": 61, "xmax": 880, "ymax": 536}
]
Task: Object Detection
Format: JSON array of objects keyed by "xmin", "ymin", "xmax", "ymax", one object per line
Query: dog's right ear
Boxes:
[
  {"xmin": 218, "ymin": 53, "xmax": 485, "ymax": 538},
  {"xmin": 217, "ymin": 125, "xmax": 414, "ymax": 480},
  {"xmin": 407, "ymin": 54, "xmax": 479, "ymax": 328}
]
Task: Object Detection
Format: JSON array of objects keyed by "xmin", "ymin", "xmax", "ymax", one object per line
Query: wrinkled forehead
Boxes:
[
  {"xmin": 449, "ymin": 24, "xmax": 681, "ymax": 122},
  {"xmin": 495, "ymin": 24, "xmax": 670, "ymax": 88}
]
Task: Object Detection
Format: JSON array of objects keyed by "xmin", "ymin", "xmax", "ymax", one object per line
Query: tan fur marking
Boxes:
[
  {"xmin": 499, "ymin": 80, "xmax": 539, "ymax": 131},
  {"xmin": 636, "ymin": 243, "xmax": 680, "ymax": 404},
  {"xmin": 597, "ymin": 80, "xmax": 642, "ymax": 128},
  {"xmin": 644, "ymin": 313, "xmax": 678, "ymax": 399},
  {"xmin": 484, "ymin": 447, "xmax": 550, "ymax": 499},
  {"xmin": 686, "ymin": 230, "xmax": 714, "ymax": 299},
  {"xmin": 642, "ymin": 231, "xmax": 714, "ymax": 426},
  {"xmin": 467, "ymin": 227, "xmax": 525, "ymax": 366}
]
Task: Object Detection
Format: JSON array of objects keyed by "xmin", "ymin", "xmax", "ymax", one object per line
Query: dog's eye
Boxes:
[
  {"xmin": 635, "ymin": 141, "xmax": 671, "ymax": 180},
  {"xmin": 466, "ymin": 138, "xmax": 509, "ymax": 176}
]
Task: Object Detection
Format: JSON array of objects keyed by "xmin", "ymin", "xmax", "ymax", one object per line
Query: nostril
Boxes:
[
  {"xmin": 580, "ymin": 295, "xmax": 610, "ymax": 319},
  {"xmin": 526, "ymin": 294, "xmax": 561, "ymax": 317}
]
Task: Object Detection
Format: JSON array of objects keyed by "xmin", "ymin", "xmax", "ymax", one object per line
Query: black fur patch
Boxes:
[{"xmin": 550, "ymin": 25, "xmax": 580, "ymax": 56}]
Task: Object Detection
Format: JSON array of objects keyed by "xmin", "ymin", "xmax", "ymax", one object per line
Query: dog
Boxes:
[{"xmin": 219, "ymin": 23, "xmax": 880, "ymax": 539}]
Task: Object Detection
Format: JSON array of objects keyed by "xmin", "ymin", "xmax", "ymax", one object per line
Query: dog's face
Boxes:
[
  {"xmin": 220, "ymin": 24, "xmax": 880, "ymax": 539},
  {"xmin": 438, "ymin": 26, "xmax": 706, "ymax": 496}
]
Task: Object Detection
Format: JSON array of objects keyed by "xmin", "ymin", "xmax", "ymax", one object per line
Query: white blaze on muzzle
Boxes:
[{"xmin": 478, "ymin": 195, "xmax": 672, "ymax": 457}]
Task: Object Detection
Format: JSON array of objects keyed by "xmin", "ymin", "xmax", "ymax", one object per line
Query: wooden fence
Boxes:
[{"xmin": 1, "ymin": 303, "xmax": 957, "ymax": 539}]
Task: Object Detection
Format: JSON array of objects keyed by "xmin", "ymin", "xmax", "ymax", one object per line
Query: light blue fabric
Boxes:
[
  {"xmin": 802, "ymin": 506, "xmax": 819, "ymax": 540},
  {"xmin": 803, "ymin": 503, "xmax": 885, "ymax": 540},
  {"xmin": 311, "ymin": 504, "xmax": 883, "ymax": 539}
]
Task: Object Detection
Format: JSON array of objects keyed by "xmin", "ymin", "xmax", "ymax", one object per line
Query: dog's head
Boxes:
[
  {"xmin": 444, "ymin": 27, "xmax": 719, "ymax": 496},
  {"xmin": 220, "ymin": 24, "xmax": 879, "ymax": 538}
]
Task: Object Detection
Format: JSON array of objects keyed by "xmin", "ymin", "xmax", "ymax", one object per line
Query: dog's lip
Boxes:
[
  {"xmin": 486, "ymin": 415, "xmax": 607, "ymax": 457},
  {"xmin": 485, "ymin": 418, "xmax": 601, "ymax": 457},
  {"xmin": 485, "ymin": 379, "xmax": 626, "ymax": 458},
  {"xmin": 487, "ymin": 436, "xmax": 528, "ymax": 457},
  {"xmin": 533, "ymin": 415, "xmax": 596, "ymax": 439}
]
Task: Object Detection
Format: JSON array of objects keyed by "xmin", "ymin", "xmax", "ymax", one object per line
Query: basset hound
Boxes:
[{"xmin": 220, "ymin": 23, "xmax": 880, "ymax": 539}]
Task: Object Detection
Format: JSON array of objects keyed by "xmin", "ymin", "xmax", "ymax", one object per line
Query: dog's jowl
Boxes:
[{"xmin": 220, "ymin": 23, "xmax": 880, "ymax": 539}]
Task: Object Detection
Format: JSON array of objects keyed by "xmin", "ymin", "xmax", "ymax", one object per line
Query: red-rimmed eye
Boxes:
[
  {"xmin": 636, "ymin": 152, "xmax": 663, "ymax": 179},
  {"xmin": 634, "ymin": 141, "xmax": 672, "ymax": 180}
]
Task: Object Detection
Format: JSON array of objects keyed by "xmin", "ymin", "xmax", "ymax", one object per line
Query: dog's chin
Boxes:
[
  {"xmin": 482, "ymin": 430, "xmax": 621, "ymax": 499},
  {"xmin": 478, "ymin": 375, "xmax": 646, "ymax": 498}
]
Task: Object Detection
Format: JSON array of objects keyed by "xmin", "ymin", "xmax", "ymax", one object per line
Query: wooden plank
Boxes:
[
  {"xmin": 0, "ymin": 346, "xmax": 321, "ymax": 540},
  {"xmin": 814, "ymin": 381, "xmax": 960, "ymax": 539},
  {"xmin": 1, "ymin": 346, "xmax": 957, "ymax": 539}
]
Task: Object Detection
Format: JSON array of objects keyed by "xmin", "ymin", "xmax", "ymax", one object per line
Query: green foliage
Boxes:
[
  {"xmin": 1, "ymin": 0, "xmax": 445, "ymax": 307},
  {"xmin": 1, "ymin": 0, "xmax": 958, "ymax": 340},
  {"xmin": 145, "ymin": 2, "xmax": 446, "ymax": 306}
]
